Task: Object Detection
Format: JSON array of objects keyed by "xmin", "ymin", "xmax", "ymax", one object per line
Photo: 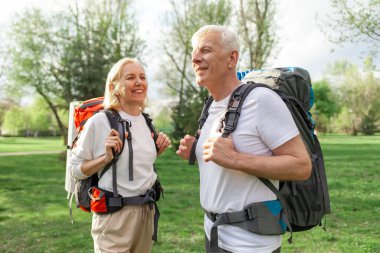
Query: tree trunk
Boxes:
[{"xmin": 37, "ymin": 89, "xmax": 68, "ymax": 145}]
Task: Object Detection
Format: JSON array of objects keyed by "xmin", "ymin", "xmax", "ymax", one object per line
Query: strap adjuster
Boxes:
[
  {"xmin": 208, "ymin": 212, "xmax": 218, "ymax": 222},
  {"xmin": 245, "ymin": 208, "xmax": 253, "ymax": 220}
]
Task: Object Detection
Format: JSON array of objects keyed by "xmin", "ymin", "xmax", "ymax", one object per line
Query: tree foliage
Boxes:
[
  {"xmin": 320, "ymin": 0, "xmax": 380, "ymax": 56},
  {"xmin": 312, "ymin": 80, "xmax": 341, "ymax": 133},
  {"xmin": 53, "ymin": 0, "xmax": 145, "ymax": 102},
  {"xmin": 1, "ymin": 98, "xmax": 61, "ymax": 136},
  {"xmin": 159, "ymin": 0, "xmax": 231, "ymax": 144},
  {"xmin": 237, "ymin": 0, "xmax": 278, "ymax": 69},
  {"xmin": 160, "ymin": 0, "xmax": 279, "ymax": 143},
  {"xmin": 325, "ymin": 59, "xmax": 380, "ymax": 134},
  {"xmin": 6, "ymin": 0, "xmax": 144, "ymax": 143}
]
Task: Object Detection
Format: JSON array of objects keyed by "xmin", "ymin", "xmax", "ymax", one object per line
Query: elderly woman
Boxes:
[{"xmin": 69, "ymin": 57, "xmax": 171, "ymax": 253}]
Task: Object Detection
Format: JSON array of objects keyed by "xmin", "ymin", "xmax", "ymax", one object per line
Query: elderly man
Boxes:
[{"xmin": 176, "ymin": 25, "xmax": 311, "ymax": 253}]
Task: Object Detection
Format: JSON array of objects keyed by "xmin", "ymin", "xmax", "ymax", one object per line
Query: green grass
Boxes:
[
  {"xmin": 0, "ymin": 137, "xmax": 65, "ymax": 153},
  {"xmin": 0, "ymin": 135, "xmax": 379, "ymax": 252}
]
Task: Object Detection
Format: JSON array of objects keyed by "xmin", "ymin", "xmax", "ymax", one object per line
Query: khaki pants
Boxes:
[{"xmin": 92, "ymin": 204, "xmax": 155, "ymax": 253}]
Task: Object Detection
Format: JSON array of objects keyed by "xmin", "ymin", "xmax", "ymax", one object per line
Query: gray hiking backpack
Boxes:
[{"xmin": 189, "ymin": 67, "xmax": 331, "ymax": 250}]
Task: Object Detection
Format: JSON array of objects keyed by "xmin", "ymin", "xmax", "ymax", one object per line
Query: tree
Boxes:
[
  {"xmin": 7, "ymin": 0, "xmax": 144, "ymax": 144},
  {"xmin": 326, "ymin": 59, "xmax": 380, "ymax": 134},
  {"xmin": 159, "ymin": 0, "xmax": 231, "ymax": 144},
  {"xmin": 319, "ymin": 0, "xmax": 380, "ymax": 56},
  {"xmin": 237, "ymin": 0, "xmax": 278, "ymax": 69},
  {"xmin": 312, "ymin": 80, "xmax": 341, "ymax": 133},
  {"xmin": 2, "ymin": 106, "xmax": 30, "ymax": 136},
  {"xmin": 53, "ymin": 0, "xmax": 145, "ymax": 102},
  {"xmin": 7, "ymin": 8, "xmax": 61, "ymax": 137}
]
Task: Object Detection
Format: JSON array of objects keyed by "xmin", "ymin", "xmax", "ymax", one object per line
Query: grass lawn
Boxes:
[
  {"xmin": 0, "ymin": 137, "xmax": 65, "ymax": 153},
  {"xmin": 0, "ymin": 134, "xmax": 379, "ymax": 252}
]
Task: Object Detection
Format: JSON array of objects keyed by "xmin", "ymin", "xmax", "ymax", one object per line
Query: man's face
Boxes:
[{"xmin": 191, "ymin": 32, "xmax": 231, "ymax": 89}]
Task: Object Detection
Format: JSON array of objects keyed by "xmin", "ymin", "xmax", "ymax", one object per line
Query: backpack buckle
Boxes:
[
  {"xmin": 245, "ymin": 207, "xmax": 254, "ymax": 220},
  {"xmin": 88, "ymin": 187, "xmax": 104, "ymax": 201},
  {"xmin": 119, "ymin": 118, "xmax": 132, "ymax": 128}
]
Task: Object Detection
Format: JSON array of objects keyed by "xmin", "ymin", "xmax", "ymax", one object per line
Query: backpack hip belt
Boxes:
[
  {"xmin": 205, "ymin": 199, "xmax": 290, "ymax": 251},
  {"xmin": 89, "ymin": 179, "xmax": 162, "ymax": 241}
]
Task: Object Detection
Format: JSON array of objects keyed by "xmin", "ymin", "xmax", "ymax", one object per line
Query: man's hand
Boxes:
[
  {"xmin": 176, "ymin": 135, "xmax": 195, "ymax": 160},
  {"xmin": 202, "ymin": 136, "xmax": 237, "ymax": 168}
]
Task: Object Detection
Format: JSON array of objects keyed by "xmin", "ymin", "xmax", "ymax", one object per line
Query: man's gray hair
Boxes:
[{"xmin": 191, "ymin": 25, "xmax": 240, "ymax": 52}]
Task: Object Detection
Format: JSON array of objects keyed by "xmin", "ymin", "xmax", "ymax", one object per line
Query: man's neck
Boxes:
[{"xmin": 210, "ymin": 76, "xmax": 241, "ymax": 101}]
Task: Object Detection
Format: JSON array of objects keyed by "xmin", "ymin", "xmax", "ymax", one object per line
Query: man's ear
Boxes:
[{"xmin": 228, "ymin": 50, "xmax": 239, "ymax": 69}]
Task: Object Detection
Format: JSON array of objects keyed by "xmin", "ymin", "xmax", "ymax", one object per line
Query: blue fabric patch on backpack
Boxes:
[
  {"xmin": 237, "ymin": 70, "xmax": 253, "ymax": 80},
  {"xmin": 264, "ymin": 200, "xmax": 287, "ymax": 232},
  {"xmin": 264, "ymin": 200, "xmax": 282, "ymax": 216}
]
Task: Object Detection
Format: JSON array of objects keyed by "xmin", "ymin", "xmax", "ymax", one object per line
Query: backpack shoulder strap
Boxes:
[
  {"xmin": 142, "ymin": 112, "xmax": 159, "ymax": 153},
  {"xmin": 221, "ymin": 82, "xmax": 269, "ymax": 138},
  {"xmin": 189, "ymin": 96, "xmax": 214, "ymax": 165},
  {"xmin": 100, "ymin": 110, "xmax": 128, "ymax": 185}
]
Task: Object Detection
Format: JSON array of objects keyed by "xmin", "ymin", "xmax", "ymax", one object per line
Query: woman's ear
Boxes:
[{"xmin": 110, "ymin": 83, "xmax": 120, "ymax": 96}]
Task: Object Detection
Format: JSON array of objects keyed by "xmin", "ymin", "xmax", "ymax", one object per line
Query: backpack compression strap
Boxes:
[{"xmin": 189, "ymin": 96, "xmax": 214, "ymax": 165}]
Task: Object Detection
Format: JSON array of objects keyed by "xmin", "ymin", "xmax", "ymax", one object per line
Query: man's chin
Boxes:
[{"xmin": 196, "ymin": 78, "xmax": 206, "ymax": 87}]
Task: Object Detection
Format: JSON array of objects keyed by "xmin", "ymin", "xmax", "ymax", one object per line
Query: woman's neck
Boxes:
[{"xmin": 119, "ymin": 104, "xmax": 141, "ymax": 116}]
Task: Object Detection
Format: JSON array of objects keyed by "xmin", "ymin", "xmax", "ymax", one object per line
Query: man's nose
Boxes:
[{"xmin": 192, "ymin": 51, "xmax": 201, "ymax": 64}]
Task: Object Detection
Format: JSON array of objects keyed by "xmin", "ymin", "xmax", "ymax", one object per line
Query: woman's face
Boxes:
[{"xmin": 117, "ymin": 62, "xmax": 147, "ymax": 107}]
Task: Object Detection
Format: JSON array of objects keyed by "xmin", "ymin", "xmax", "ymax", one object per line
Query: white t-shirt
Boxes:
[
  {"xmin": 196, "ymin": 87, "xmax": 299, "ymax": 253},
  {"xmin": 69, "ymin": 111, "xmax": 157, "ymax": 197}
]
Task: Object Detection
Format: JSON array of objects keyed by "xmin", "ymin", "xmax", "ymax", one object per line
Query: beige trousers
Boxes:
[{"xmin": 92, "ymin": 204, "xmax": 155, "ymax": 253}]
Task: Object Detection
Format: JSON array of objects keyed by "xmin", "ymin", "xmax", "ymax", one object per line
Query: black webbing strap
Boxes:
[
  {"xmin": 189, "ymin": 96, "xmax": 214, "ymax": 165},
  {"xmin": 124, "ymin": 122, "xmax": 133, "ymax": 181},
  {"xmin": 206, "ymin": 208, "xmax": 259, "ymax": 251},
  {"xmin": 142, "ymin": 112, "xmax": 159, "ymax": 153},
  {"xmin": 111, "ymin": 158, "xmax": 118, "ymax": 197}
]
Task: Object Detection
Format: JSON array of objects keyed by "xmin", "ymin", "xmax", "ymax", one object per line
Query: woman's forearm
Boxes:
[{"xmin": 81, "ymin": 155, "xmax": 112, "ymax": 177}]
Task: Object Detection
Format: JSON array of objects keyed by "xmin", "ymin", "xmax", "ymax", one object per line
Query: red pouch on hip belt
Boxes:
[
  {"xmin": 89, "ymin": 187, "xmax": 108, "ymax": 213},
  {"xmin": 89, "ymin": 187, "xmax": 123, "ymax": 214}
]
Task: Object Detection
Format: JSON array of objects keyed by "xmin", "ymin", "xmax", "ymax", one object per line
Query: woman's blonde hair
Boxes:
[{"xmin": 103, "ymin": 57, "xmax": 147, "ymax": 111}]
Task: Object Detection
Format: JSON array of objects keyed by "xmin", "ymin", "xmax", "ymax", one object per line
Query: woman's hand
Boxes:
[
  {"xmin": 155, "ymin": 132, "xmax": 171, "ymax": 155},
  {"xmin": 104, "ymin": 129, "xmax": 124, "ymax": 163}
]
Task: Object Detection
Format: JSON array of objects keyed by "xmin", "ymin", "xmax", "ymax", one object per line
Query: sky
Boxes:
[{"xmin": 0, "ymin": 0, "xmax": 378, "ymax": 103}]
